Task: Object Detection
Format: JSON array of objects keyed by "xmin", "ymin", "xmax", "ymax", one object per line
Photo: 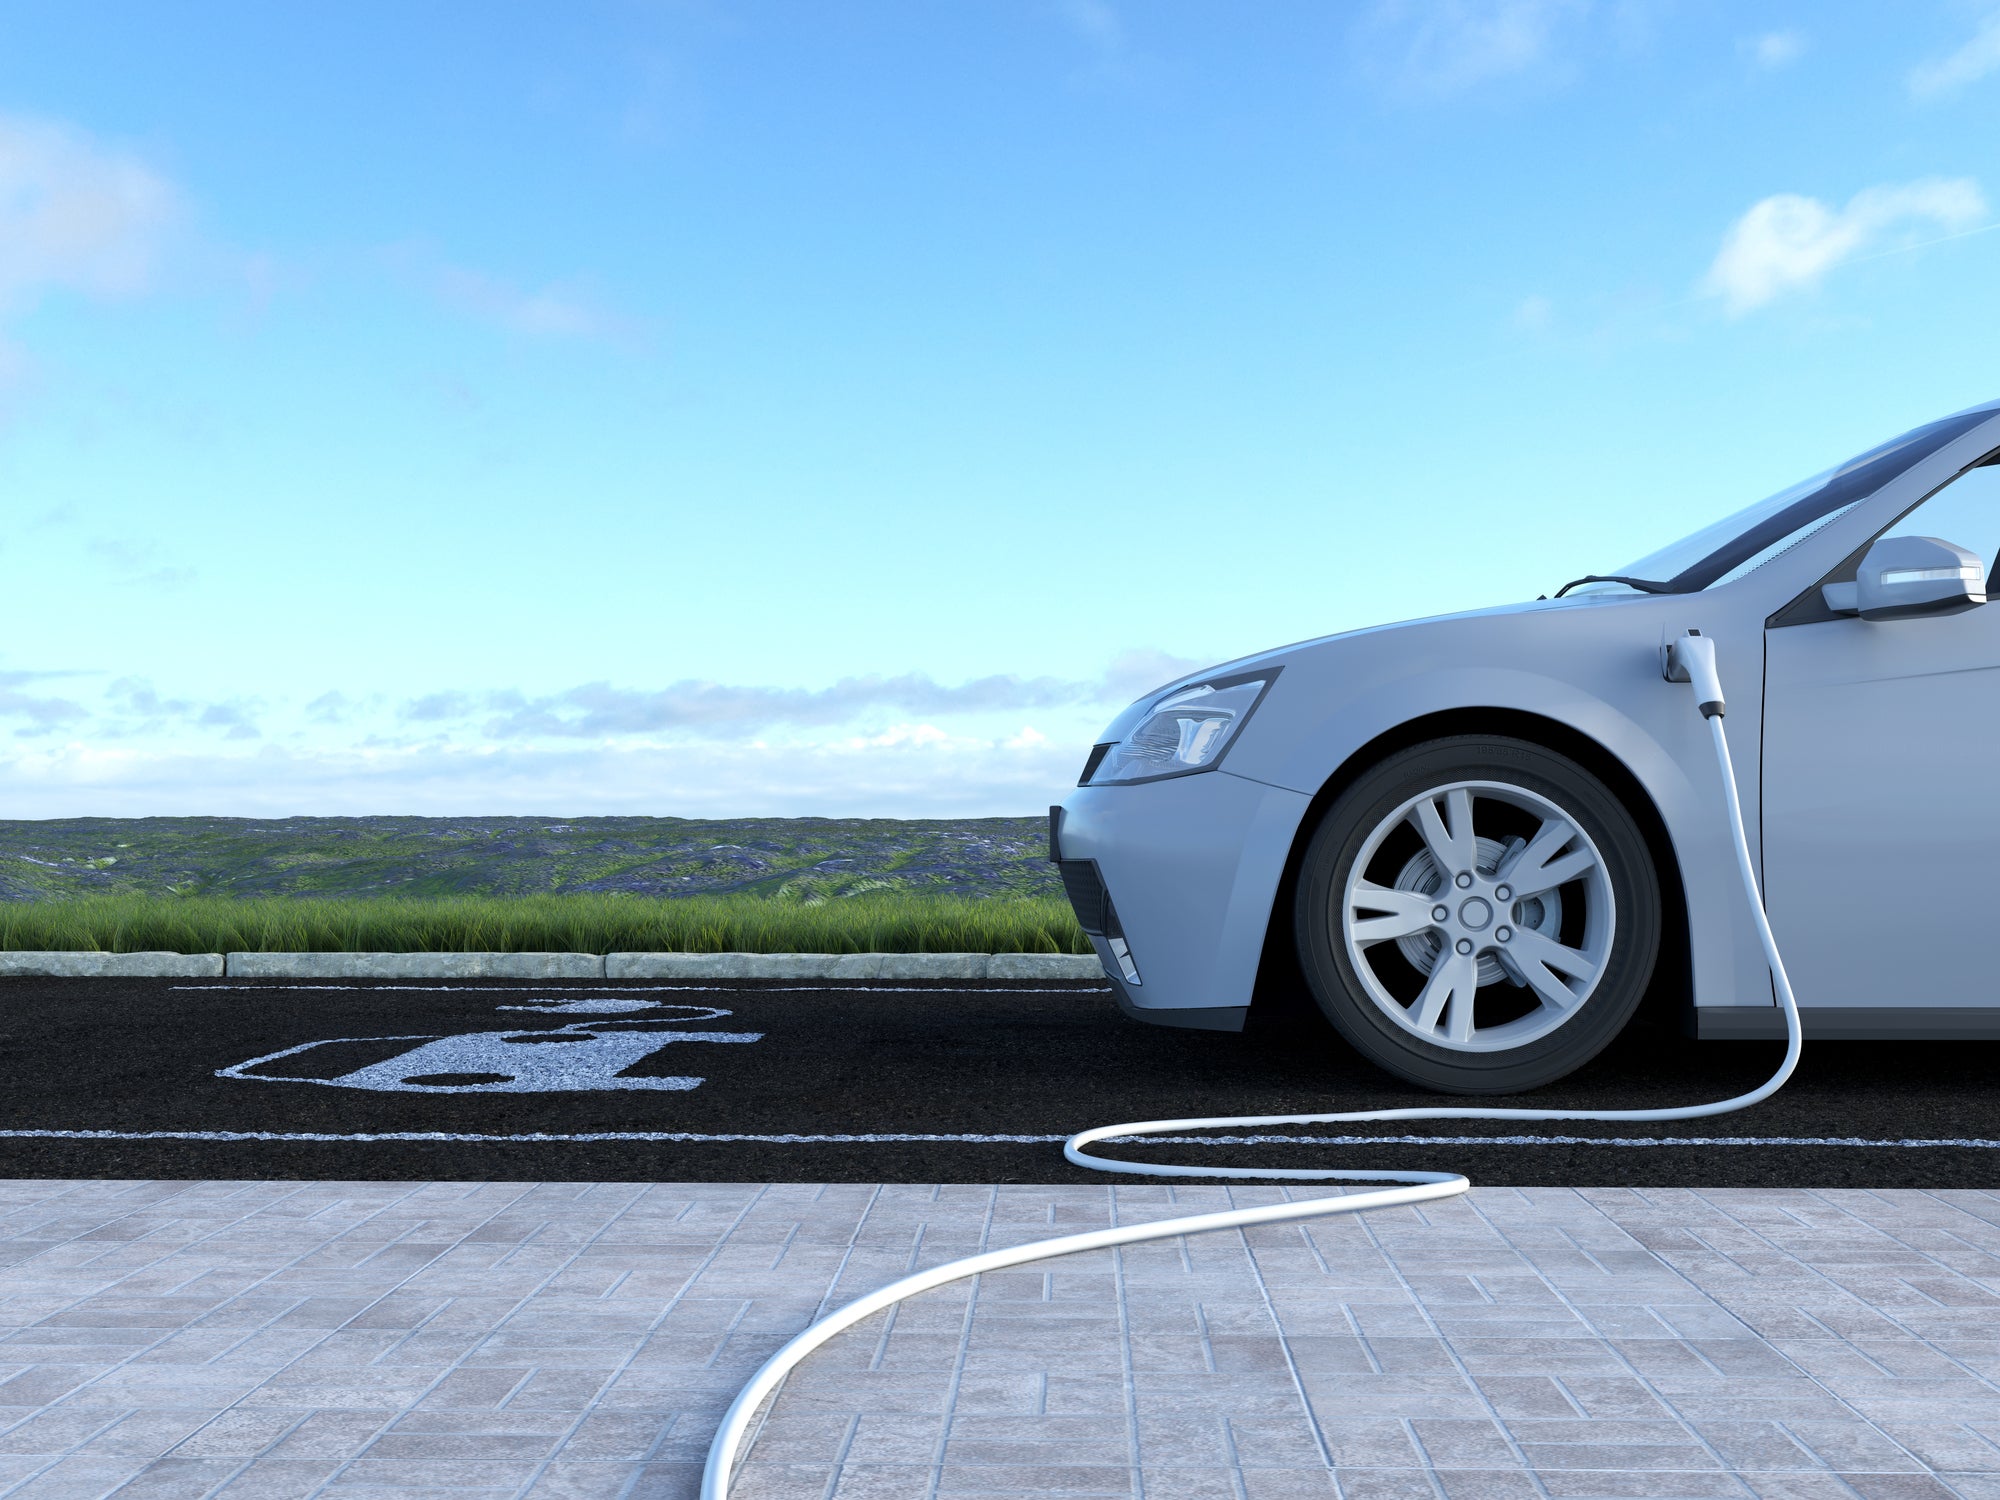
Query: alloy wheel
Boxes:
[{"xmin": 1338, "ymin": 779, "xmax": 1615, "ymax": 1053}]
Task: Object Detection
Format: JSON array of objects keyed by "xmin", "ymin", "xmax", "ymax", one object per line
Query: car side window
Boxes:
[{"xmin": 1879, "ymin": 454, "xmax": 2000, "ymax": 577}]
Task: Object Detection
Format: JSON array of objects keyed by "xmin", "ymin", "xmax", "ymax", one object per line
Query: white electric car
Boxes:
[{"xmin": 1053, "ymin": 400, "xmax": 2000, "ymax": 1094}]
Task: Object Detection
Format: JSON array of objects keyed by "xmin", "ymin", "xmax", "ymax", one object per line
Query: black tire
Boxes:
[{"xmin": 1295, "ymin": 735, "xmax": 1660, "ymax": 1094}]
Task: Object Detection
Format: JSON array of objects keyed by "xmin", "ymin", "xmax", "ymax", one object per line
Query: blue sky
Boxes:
[{"xmin": 4, "ymin": 0, "xmax": 2000, "ymax": 816}]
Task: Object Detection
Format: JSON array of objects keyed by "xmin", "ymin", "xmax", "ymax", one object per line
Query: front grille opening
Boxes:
[
  {"xmin": 1057, "ymin": 859, "xmax": 1120, "ymax": 937},
  {"xmin": 1078, "ymin": 743, "xmax": 1112, "ymax": 785}
]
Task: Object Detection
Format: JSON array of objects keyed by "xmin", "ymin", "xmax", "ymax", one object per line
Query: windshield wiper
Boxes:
[{"xmin": 1552, "ymin": 573, "xmax": 1680, "ymax": 598}]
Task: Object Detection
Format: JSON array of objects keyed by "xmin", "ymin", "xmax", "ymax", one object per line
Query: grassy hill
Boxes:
[{"xmin": 0, "ymin": 815, "xmax": 1059, "ymax": 904}]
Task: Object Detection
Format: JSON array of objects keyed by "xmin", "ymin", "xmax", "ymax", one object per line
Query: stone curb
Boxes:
[
  {"xmin": 0, "ymin": 951, "xmax": 226, "ymax": 979},
  {"xmin": 601, "ymin": 952, "xmax": 1101, "ymax": 981},
  {"xmin": 226, "ymin": 952, "xmax": 606, "ymax": 981},
  {"xmin": 0, "ymin": 952, "xmax": 1107, "ymax": 981}
]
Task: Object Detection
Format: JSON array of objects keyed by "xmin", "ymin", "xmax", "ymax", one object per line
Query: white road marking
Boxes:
[
  {"xmin": 170, "ymin": 984, "xmax": 1103, "ymax": 994},
  {"xmin": 0, "ymin": 1129, "xmax": 1993, "ymax": 1147},
  {"xmin": 217, "ymin": 1001, "xmax": 760, "ymax": 1094},
  {"xmin": 218, "ymin": 1023, "xmax": 763, "ymax": 1093},
  {"xmin": 0, "ymin": 1129, "xmax": 1073, "ymax": 1143},
  {"xmin": 498, "ymin": 998, "xmax": 680, "ymax": 1014}
]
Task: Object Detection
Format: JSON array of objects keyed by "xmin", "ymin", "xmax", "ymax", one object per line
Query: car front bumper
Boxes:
[{"xmin": 1053, "ymin": 770, "xmax": 1313, "ymax": 1030}]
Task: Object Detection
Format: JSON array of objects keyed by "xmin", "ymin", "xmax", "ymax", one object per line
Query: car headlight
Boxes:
[{"xmin": 1082, "ymin": 671, "xmax": 1277, "ymax": 785}]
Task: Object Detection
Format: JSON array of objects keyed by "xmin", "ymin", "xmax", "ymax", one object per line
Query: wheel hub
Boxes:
[
  {"xmin": 1340, "ymin": 778, "xmax": 1616, "ymax": 1054},
  {"xmin": 1390, "ymin": 835, "xmax": 1560, "ymax": 989}
]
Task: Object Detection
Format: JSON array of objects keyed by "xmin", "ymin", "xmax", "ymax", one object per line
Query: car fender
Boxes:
[{"xmin": 1222, "ymin": 611, "xmax": 1772, "ymax": 1015}]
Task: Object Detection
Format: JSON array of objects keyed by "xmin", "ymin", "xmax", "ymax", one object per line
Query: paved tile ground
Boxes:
[{"xmin": 0, "ymin": 1182, "xmax": 1994, "ymax": 1498}]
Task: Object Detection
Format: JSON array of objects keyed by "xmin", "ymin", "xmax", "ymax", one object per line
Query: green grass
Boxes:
[{"xmin": 0, "ymin": 892, "xmax": 1091, "ymax": 956}]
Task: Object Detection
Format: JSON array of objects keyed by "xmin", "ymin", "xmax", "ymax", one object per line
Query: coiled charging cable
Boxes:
[{"xmin": 702, "ymin": 633, "xmax": 1799, "ymax": 1499}]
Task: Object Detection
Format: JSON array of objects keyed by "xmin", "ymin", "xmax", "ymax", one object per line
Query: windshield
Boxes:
[{"xmin": 1564, "ymin": 408, "xmax": 1994, "ymax": 596}]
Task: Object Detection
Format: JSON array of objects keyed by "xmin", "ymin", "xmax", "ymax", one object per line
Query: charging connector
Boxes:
[
  {"xmin": 701, "ymin": 634, "xmax": 1801, "ymax": 1499},
  {"xmin": 1664, "ymin": 629, "xmax": 1726, "ymax": 719}
]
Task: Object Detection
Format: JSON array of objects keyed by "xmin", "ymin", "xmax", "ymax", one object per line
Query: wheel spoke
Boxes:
[
  {"xmin": 1411, "ymin": 949, "xmax": 1480, "ymax": 1041},
  {"xmin": 1411, "ymin": 787, "xmax": 1476, "ymax": 876},
  {"xmin": 1499, "ymin": 815, "xmax": 1597, "ymax": 897},
  {"xmin": 1347, "ymin": 882, "xmax": 1438, "ymax": 945},
  {"xmin": 1445, "ymin": 964, "xmax": 1479, "ymax": 1044},
  {"xmin": 1344, "ymin": 776, "xmax": 1619, "ymax": 1055},
  {"xmin": 1507, "ymin": 928, "xmax": 1597, "ymax": 1012}
]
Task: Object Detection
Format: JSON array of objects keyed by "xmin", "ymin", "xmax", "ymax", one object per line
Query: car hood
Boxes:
[{"xmin": 1099, "ymin": 592, "xmax": 1644, "ymax": 742}]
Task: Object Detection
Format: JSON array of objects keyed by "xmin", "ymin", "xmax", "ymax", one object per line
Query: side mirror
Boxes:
[{"xmin": 1821, "ymin": 534, "xmax": 1987, "ymax": 621}]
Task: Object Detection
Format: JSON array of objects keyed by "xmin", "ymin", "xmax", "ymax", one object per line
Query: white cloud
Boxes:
[
  {"xmin": 387, "ymin": 244, "xmax": 639, "ymax": 342},
  {"xmin": 305, "ymin": 691, "xmax": 354, "ymax": 725},
  {"xmin": 1055, "ymin": 0, "xmax": 1125, "ymax": 55},
  {"xmin": 102, "ymin": 678, "xmax": 262, "ymax": 741},
  {"xmin": 0, "ymin": 649, "xmax": 1216, "ymax": 812},
  {"xmin": 0, "ymin": 113, "xmax": 180, "ymax": 387},
  {"xmin": 0, "ymin": 668, "xmax": 89, "ymax": 734},
  {"xmin": 1051, "ymin": 0, "xmax": 1162, "ymax": 92},
  {"xmin": 0, "ymin": 733, "xmax": 1084, "ymax": 819},
  {"xmin": 1513, "ymin": 293, "xmax": 1555, "ymax": 332},
  {"xmin": 466, "ymin": 673, "xmax": 1093, "ymax": 739},
  {"xmin": 86, "ymin": 537, "xmax": 197, "ymax": 590},
  {"xmin": 433, "ymin": 264, "xmax": 633, "ymax": 340},
  {"xmin": 1910, "ymin": 12, "xmax": 2000, "ymax": 99},
  {"xmin": 839, "ymin": 723, "xmax": 958, "ymax": 750},
  {"xmin": 1701, "ymin": 178, "xmax": 1987, "ymax": 316},
  {"xmin": 398, "ymin": 651, "xmax": 1210, "ymax": 741},
  {"xmin": 1359, "ymin": 0, "xmax": 1591, "ymax": 96},
  {"xmin": 1743, "ymin": 30, "xmax": 1805, "ymax": 70},
  {"xmin": 1101, "ymin": 647, "xmax": 1206, "ymax": 701},
  {"xmin": 0, "ymin": 113, "xmax": 180, "ymax": 313}
]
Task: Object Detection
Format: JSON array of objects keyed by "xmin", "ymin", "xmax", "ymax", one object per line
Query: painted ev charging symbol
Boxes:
[{"xmin": 217, "ymin": 1000, "xmax": 762, "ymax": 1094}]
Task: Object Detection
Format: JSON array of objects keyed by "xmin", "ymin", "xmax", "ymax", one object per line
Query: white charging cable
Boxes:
[{"xmin": 702, "ymin": 633, "xmax": 1800, "ymax": 1499}]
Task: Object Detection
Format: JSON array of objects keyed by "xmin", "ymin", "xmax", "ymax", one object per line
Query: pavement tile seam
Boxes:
[
  {"xmin": 1107, "ymin": 1214, "xmax": 1152, "ymax": 1487},
  {"xmin": 1691, "ymin": 1194, "xmax": 2000, "ymax": 1480},
  {"xmin": 1466, "ymin": 1190, "xmax": 1765, "ymax": 1485},
  {"xmin": 0, "ymin": 1185, "xmax": 1994, "ymax": 1498},
  {"xmin": 147, "ymin": 1183, "xmax": 562, "ymax": 1482},
  {"xmin": 0, "ymin": 1183, "xmax": 422, "ymax": 1481},
  {"xmin": 1348, "ymin": 1193, "xmax": 1544, "ymax": 1488},
  {"xmin": 501, "ymin": 1187, "xmax": 787, "ymax": 1494}
]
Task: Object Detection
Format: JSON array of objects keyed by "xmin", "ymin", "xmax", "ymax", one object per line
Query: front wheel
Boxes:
[{"xmin": 1295, "ymin": 735, "xmax": 1660, "ymax": 1094}]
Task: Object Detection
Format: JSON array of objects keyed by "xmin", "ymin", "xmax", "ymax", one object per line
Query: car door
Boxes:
[{"xmin": 1761, "ymin": 455, "xmax": 2000, "ymax": 1014}]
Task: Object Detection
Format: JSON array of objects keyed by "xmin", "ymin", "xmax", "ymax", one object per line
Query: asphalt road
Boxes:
[{"xmin": 0, "ymin": 977, "xmax": 1994, "ymax": 1187}]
